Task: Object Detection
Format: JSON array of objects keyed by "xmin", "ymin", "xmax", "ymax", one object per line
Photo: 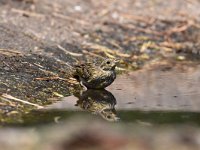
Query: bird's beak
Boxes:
[{"xmin": 111, "ymin": 59, "xmax": 119, "ymax": 70}]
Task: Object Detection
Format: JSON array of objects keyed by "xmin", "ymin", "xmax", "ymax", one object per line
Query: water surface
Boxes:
[{"xmin": 14, "ymin": 63, "xmax": 200, "ymax": 126}]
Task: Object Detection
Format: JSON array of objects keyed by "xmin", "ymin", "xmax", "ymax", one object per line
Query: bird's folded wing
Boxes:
[{"xmin": 74, "ymin": 63, "xmax": 95, "ymax": 80}]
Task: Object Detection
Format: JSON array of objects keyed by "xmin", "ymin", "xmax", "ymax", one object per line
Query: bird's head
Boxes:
[{"xmin": 100, "ymin": 59, "xmax": 119, "ymax": 71}]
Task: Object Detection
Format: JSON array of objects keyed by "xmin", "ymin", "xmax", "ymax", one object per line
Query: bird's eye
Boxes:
[{"xmin": 106, "ymin": 61, "xmax": 110, "ymax": 64}]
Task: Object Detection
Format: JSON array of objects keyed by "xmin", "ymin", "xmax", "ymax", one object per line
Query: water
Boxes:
[
  {"xmin": 107, "ymin": 64, "xmax": 200, "ymax": 112},
  {"xmin": 5, "ymin": 63, "xmax": 200, "ymax": 126}
]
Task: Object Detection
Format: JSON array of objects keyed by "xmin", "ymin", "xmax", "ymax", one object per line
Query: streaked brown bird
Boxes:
[{"xmin": 73, "ymin": 59, "xmax": 118, "ymax": 89}]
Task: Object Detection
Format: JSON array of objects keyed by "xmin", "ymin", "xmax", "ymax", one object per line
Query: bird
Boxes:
[
  {"xmin": 74, "ymin": 89, "xmax": 119, "ymax": 121},
  {"xmin": 73, "ymin": 59, "xmax": 118, "ymax": 89}
]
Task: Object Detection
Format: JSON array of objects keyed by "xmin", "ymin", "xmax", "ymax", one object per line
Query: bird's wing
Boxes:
[{"xmin": 74, "ymin": 63, "xmax": 96, "ymax": 80}]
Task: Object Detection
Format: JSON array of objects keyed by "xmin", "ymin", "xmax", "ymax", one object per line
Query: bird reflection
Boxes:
[{"xmin": 74, "ymin": 89, "xmax": 119, "ymax": 121}]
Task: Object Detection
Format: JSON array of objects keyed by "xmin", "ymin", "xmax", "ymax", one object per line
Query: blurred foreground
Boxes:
[{"xmin": 1, "ymin": 117, "xmax": 200, "ymax": 150}]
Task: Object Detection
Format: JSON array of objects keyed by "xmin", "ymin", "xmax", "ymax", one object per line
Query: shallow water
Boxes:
[
  {"xmin": 5, "ymin": 110, "xmax": 198, "ymax": 126},
  {"xmin": 107, "ymin": 64, "xmax": 200, "ymax": 112},
  {"xmin": 46, "ymin": 64, "xmax": 200, "ymax": 111},
  {"xmin": 8, "ymin": 63, "xmax": 200, "ymax": 126}
]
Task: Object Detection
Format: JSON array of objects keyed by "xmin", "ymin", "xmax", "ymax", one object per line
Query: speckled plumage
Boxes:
[
  {"xmin": 74, "ymin": 89, "xmax": 119, "ymax": 121},
  {"xmin": 73, "ymin": 59, "xmax": 117, "ymax": 89}
]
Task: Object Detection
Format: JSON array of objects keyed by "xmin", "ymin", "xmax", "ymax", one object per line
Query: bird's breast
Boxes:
[{"xmin": 79, "ymin": 70, "xmax": 116, "ymax": 89}]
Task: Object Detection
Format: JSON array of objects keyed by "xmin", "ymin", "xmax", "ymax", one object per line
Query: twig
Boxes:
[
  {"xmin": 0, "ymin": 48, "xmax": 22, "ymax": 55},
  {"xmin": 122, "ymin": 13, "xmax": 155, "ymax": 24},
  {"xmin": 57, "ymin": 45, "xmax": 83, "ymax": 57},
  {"xmin": 84, "ymin": 43, "xmax": 130, "ymax": 58},
  {"xmin": 104, "ymin": 51, "xmax": 115, "ymax": 58},
  {"xmin": 82, "ymin": 50, "xmax": 104, "ymax": 58},
  {"xmin": 11, "ymin": 8, "xmax": 45, "ymax": 18},
  {"xmin": 107, "ymin": 40, "xmax": 123, "ymax": 50},
  {"xmin": 159, "ymin": 41, "xmax": 182, "ymax": 49},
  {"xmin": 35, "ymin": 76, "xmax": 68, "ymax": 81},
  {"xmin": 0, "ymin": 48, "xmax": 21, "ymax": 54},
  {"xmin": 53, "ymin": 13, "xmax": 89, "ymax": 25},
  {"xmin": 33, "ymin": 63, "xmax": 45, "ymax": 69},
  {"xmin": 1, "ymin": 94, "xmax": 43, "ymax": 109},
  {"xmin": 0, "ymin": 98, "xmax": 16, "ymax": 106},
  {"xmin": 53, "ymin": 57, "xmax": 75, "ymax": 68},
  {"xmin": 165, "ymin": 21, "xmax": 192, "ymax": 35}
]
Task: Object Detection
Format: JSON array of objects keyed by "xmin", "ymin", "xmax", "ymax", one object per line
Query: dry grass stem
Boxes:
[
  {"xmin": 1, "ymin": 94, "xmax": 43, "ymax": 109},
  {"xmin": 57, "ymin": 45, "xmax": 83, "ymax": 57},
  {"xmin": 11, "ymin": 8, "xmax": 45, "ymax": 18}
]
